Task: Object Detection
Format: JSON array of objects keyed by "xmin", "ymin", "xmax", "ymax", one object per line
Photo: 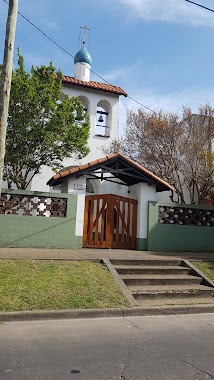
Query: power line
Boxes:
[
  {"xmin": 184, "ymin": 0, "xmax": 214, "ymax": 13},
  {"xmin": 126, "ymin": 95, "xmax": 155, "ymax": 112},
  {"xmin": 4, "ymin": 0, "xmax": 214, "ymax": 114},
  {"xmin": 2, "ymin": 0, "xmax": 155, "ymax": 114}
]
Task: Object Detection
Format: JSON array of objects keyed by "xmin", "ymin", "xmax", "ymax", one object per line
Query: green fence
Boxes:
[
  {"xmin": 148, "ymin": 201, "xmax": 214, "ymax": 252},
  {"xmin": 0, "ymin": 189, "xmax": 82, "ymax": 249}
]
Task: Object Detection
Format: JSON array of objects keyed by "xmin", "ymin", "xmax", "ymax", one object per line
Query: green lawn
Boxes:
[
  {"xmin": 194, "ymin": 262, "xmax": 214, "ymax": 282},
  {"xmin": 0, "ymin": 260, "xmax": 129, "ymax": 312}
]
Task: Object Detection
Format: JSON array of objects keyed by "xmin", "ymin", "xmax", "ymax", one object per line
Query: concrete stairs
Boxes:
[{"xmin": 110, "ymin": 259, "xmax": 214, "ymax": 308}]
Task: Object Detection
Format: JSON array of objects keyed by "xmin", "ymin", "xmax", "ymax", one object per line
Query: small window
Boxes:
[{"xmin": 52, "ymin": 184, "xmax": 61, "ymax": 191}]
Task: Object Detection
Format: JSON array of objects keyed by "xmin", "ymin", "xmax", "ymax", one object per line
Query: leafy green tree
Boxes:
[{"xmin": 2, "ymin": 51, "xmax": 90, "ymax": 189}]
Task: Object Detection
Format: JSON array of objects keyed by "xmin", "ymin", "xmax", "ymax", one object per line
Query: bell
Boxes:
[{"xmin": 98, "ymin": 115, "xmax": 104, "ymax": 123}]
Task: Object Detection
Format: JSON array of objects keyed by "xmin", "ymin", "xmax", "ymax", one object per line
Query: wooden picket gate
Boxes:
[{"xmin": 83, "ymin": 194, "xmax": 137, "ymax": 249}]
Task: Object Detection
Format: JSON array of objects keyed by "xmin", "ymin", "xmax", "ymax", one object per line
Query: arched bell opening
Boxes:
[
  {"xmin": 78, "ymin": 95, "xmax": 89, "ymax": 113},
  {"xmin": 96, "ymin": 100, "xmax": 111, "ymax": 137},
  {"xmin": 76, "ymin": 95, "xmax": 90, "ymax": 124}
]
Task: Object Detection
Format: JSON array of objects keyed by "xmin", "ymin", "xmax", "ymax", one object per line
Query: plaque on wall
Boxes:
[{"xmin": 74, "ymin": 184, "xmax": 86, "ymax": 190}]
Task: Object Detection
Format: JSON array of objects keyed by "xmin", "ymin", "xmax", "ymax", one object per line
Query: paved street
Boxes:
[{"xmin": 0, "ymin": 314, "xmax": 214, "ymax": 380}]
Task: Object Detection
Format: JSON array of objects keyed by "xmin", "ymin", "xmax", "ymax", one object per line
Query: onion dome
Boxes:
[{"xmin": 74, "ymin": 42, "xmax": 92, "ymax": 66}]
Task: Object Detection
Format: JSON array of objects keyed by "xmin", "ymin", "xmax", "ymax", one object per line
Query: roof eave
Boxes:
[
  {"xmin": 47, "ymin": 153, "xmax": 173, "ymax": 192},
  {"xmin": 62, "ymin": 78, "xmax": 127, "ymax": 97}
]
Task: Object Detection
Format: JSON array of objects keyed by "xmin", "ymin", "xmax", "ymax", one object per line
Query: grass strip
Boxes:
[
  {"xmin": 0, "ymin": 260, "xmax": 129, "ymax": 311},
  {"xmin": 193, "ymin": 261, "xmax": 214, "ymax": 282}
]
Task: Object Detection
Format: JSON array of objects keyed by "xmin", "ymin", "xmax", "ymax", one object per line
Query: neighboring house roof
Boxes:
[
  {"xmin": 62, "ymin": 76, "xmax": 127, "ymax": 97},
  {"xmin": 47, "ymin": 152, "xmax": 173, "ymax": 192}
]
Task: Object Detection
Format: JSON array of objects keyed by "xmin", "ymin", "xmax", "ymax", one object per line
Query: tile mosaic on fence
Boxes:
[
  {"xmin": 0, "ymin": 193, "xmax": 67, "ymax": 217},
  {"xmin": 158, "ymin": 206, "xmax": 214, "ymax": 227}
]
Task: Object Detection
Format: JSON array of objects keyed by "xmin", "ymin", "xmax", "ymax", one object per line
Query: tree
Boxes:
[
  {"xmin": 2, "ymin": 51, "xmax": 90, "ymax": 189},
  {"xmin": 103, "ymin": 105, "xmax": 214, "ymax": 204}
]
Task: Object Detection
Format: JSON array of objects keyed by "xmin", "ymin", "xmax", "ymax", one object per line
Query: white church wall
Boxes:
[
  {"xmin": 30, "ymin": 85, "xmax": 120, "ymax": 192},
  {"xmin": 75, "ymin": 194, "xmax": 85, "ymax": 238},
  {"xmin": 30, "ymin": 166, "xmax": 55, "ymax": 192},
  {"xmin": 66, "ymin": 176, "xmax": 86, "ymax": 239},
  {"xmin": 99, "ymin": 180, "xmax": 128, "ymax": 197},
  {"xmin": 130, "ymin": 183, "xmax": 156, "ymax": 240},
  {"xmin": 67, "ymin": 176, "xmax": 86, "ymax": 194}
]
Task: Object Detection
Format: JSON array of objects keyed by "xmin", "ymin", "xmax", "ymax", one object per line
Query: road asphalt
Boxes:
[{"xmin": 0, "ymin": 313, "xmax": 214, "ymax": 380}]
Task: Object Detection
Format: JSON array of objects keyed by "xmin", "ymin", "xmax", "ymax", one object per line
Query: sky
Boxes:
[{"xmin": 1, "ymin": 0, "xmax": 214, "ymax": 133}]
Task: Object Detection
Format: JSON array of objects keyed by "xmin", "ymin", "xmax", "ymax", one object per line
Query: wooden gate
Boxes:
[{"xmin": 83, "ymin": 194, "xmax": 137, "ymax": 249}]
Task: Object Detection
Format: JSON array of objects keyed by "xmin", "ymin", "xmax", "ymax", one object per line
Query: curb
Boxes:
[{"xmin": 1, "ymin": 304, "xmax": 214, "ymax": 322}]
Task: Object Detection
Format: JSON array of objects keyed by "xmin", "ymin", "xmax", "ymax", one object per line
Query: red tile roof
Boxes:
[
  {"xmin": 47, "ymin": 152, "xmax": 173, "ymax": 192},
  {"xmin": 62, "ymin": 76, "xmax": 127, "ymax": 97}
]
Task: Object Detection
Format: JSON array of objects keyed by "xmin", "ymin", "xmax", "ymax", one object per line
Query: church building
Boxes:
[
  {"xmin": 30, "ymin": 39, "xmax": 127, "ymax": 193},
  {"xmin": 43, "ymin": 38, "xmax": 172, "ymax": 250},
  {"xmin": 2, "ymin": 35, "xmax": 173, "ymax": 250}
]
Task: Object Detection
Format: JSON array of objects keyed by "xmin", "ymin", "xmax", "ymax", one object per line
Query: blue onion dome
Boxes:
[{"xmin": 74, "ymin": 43, "xmax": 92, "ymax": 66}]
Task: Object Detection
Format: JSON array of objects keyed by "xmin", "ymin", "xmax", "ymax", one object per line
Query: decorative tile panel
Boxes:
[
  {"xmin": 0, "ymin": 193, "xmax": 67, "ymax": 218},
  {"xmin": 158, "ymin": 206, "xmax": 214, "ymax": 227}
]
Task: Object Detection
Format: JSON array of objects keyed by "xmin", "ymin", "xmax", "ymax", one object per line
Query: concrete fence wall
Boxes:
[
  {"xmin": 0, "ymin": 189, "xmax": 82, "ymax": 249},
  {"xmin": 2, "ymin": 190, "xmax": 214, "ymax": 252},
  {"xmin": 148, "ymin": 201, "xmax": 214, "ymax": 252}
]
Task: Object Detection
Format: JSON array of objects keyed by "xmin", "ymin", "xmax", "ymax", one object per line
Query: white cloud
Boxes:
[
  {"xmin": 44, "ymin": 20, "xmax": 59, "ymax": 30},
  {"xmin": 119, "ymin": 87, "xmax": 214, "ymax": 134},
  {"xmin": 100, "ymin": 62, "xmax": 142, "ymax": 82},
  {"xmin": 129, "ymin": 87, "xmax": 214, "ymax": 114},
  {"xmin": 118, "ymin": 0, "xmax": 214, "ymax": 27}
]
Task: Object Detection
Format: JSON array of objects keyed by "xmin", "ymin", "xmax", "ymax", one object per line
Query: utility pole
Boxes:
[{"xmin": 0, "ymin": 0, "xmax": 18, "ymax": 196}]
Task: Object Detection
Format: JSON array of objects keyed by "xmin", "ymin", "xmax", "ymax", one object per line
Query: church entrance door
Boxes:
[{"xmin": 83, "ymin": 194, "xmax": 137, "ymax": 249}]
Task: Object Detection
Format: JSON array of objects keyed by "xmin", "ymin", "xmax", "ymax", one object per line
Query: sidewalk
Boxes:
[{"xmin": 0, "ymin": 247, "xmax": 213, "ymax": 261}]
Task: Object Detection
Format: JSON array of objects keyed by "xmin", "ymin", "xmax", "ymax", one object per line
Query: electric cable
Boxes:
[
  {"xmin": 1, "ymin": 0, "xmax": 156, "ymax": 113},
  {"xmin": 184, "ymin": 0, "xmax": 214, "ymax": 14},
  {"xmin": 3, "ymin": 0, "xmax": 214, "ymax": 113}
]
